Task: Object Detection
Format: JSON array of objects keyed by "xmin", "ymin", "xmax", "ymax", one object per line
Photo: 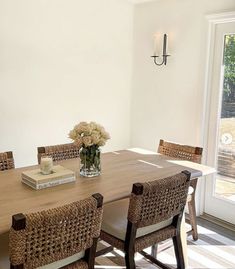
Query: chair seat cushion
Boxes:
[
  {"xmin": 38, "ymin": 252, "xmax": 85, "ymax": 269},
  {"xmin": 101, "ymin": 198, "xmax": 172, "ymax": 241},
  {"xmin": 0, "ymin": 232, "xmax": 85, "ymax": 269},
  {"xmin": 186, "ymin": 186, "xmax": 194, "ymax": 202},
  {"xmin": 188, "ymin": 186, "xmax": 194, "ymax": 195}
]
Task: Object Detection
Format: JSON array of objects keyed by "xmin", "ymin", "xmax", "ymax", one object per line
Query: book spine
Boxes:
[
  {"xmin": 22, "ymin": 176, "xmax": 75, "ymax": 190},
  {"xmin": 22, "ymin": 178, "xmax": 38, "ymax": 189},
  {"xmin": 21, "ymin": 174, "xmax": 38, "ymax": 184},
  {"xmin": 37, "ymin": 177, "xmax": 75, "ymax": 189},
  {"xmin": 22, "ymin": 173, "xmax": 75, "ymax": 184}
]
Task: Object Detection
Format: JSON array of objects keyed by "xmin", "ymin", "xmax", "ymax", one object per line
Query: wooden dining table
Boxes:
[{"xmin": 0, "ymin": 148, "xmax": 215, "ymax": 267}]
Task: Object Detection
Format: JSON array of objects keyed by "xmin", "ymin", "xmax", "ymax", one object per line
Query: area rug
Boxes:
[{"xmin": 95, "ymin": 225, "xmax": 235, "ymax": 269}]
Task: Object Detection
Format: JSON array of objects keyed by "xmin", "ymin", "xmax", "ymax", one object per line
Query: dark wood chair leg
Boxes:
[
  {"xmin": 125, "ymin": 250, "xmax": 136, "ymax": 269},
  {"xmin": 84, "ymin": 237, "xmax": 98, "ymax": 269},
  {"xmin": 151, "ymin": 243, "xmax": 158, "ymax": 257},
  {"xmin": 188, "ymin": 178, "xmax": 198, "ymax": 241},
  {"xmin": 172, "ymin": 235, "xmax": 185, "ymax": 269},
  {"xmin": 96, "ymin": 245, "xmax": 114, "ymax": 257},
  {"xmin": 124, "ymin": 220, "xmax": 137, "ymax": 269},
  {"xmin": 140, "ymin": 250, "xmax": 172, "ymax": 269},
  {"xmin": 172, "ymin": 202, "xmax": 188, "ymax": 269}
]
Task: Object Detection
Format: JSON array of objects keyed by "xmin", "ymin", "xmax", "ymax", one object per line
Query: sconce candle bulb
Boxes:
[{"xmin": 151, "ymin": 34, "xmax": 170, "ymax": 66}]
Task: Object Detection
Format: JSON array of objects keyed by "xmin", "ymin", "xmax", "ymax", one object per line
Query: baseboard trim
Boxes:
[{"xmin": 200, "ymin": 213, "xmax": 235, "ymax": 232}]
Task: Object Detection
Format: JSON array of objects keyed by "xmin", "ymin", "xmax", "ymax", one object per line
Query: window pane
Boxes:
[{"xmin": 216, "ymin": 34, "xmax": 235, "ymax": 202}]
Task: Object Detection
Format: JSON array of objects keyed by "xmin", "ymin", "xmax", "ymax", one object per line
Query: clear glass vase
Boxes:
[{"xmin": 79, "ymin": 146, "xmax": 101, "ymax": 177}]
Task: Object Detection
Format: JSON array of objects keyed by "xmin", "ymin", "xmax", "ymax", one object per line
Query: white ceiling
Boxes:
[{"xmin": 128, "ymin": 0, "xmax": 159, "ymax": 4}]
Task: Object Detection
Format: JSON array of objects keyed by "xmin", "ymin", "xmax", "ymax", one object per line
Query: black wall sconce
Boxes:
[{"xmin": 151, "ymin": 34, "xmax": 170, "ymax": 66}]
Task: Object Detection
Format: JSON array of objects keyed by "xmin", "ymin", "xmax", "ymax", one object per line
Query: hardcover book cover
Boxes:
[{"xmin": 22, "ymin": 165, "xmax": 76, "ymax": 185}]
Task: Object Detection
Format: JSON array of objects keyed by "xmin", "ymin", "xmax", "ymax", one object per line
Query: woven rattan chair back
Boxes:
[
  {"xmin": 0, "ymin": 151, "xmax": 15, "ymax": 171},
  {"xmin": 37, "ymin": 143, "xmax": 80, "ymax": 164},
  {"xmin": 128, "ymin": 171, "xmax": 190, "ymax": 228},
  {"xmin": 158, "ymin": 139, "xmax": 203, "ymax": 164},
  {"xmin": 99, "ymin": 171, "xmax": 191, "ymax": 269},
  {"xmin": 9, "ymin": 193, "xmax": 103, "ymax": 269},
  {"xmin": 158, "ymin": 139, "xmax": 203, "ymax": 241}
]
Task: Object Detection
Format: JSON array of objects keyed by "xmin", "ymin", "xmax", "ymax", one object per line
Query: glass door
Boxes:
[
  {"xmin": 217, "ymin": 34, "xmax": 235, "ymax": 203},
  {"xmin": 205, "ymin": 21, "xmax": 235, "ymax": 224}
]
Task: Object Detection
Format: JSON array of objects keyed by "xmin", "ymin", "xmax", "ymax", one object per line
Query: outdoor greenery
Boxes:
[{"xmin": 222, "ymin": 35, "xmax": 235, "ymax": 118}]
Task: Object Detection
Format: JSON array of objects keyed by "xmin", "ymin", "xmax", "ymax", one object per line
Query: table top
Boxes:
[{"xmin": 0, "ymin": 148, "xmax": 215, "ymax": 234}]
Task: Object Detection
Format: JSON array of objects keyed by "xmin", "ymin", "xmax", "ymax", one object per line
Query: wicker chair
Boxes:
[
  {"xmin": 100, "ymin": 171, "xmax": 191, "ymax": 269},
  {"xmin": 6, "ymin": 193, "xmax": 103, "ymax": 269},
  {"xmin": 37, "ymin": 143, "xmax": 80, "ymax": 164},
  {"xmin": 0, "ymin": 151, "xmax": 15, "ymax": 171},
  {"xmin": 158, "ymin": 139, "xmax": 203, "ymax": 241}
]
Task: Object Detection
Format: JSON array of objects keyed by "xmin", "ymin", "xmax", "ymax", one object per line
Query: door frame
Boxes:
[{"xmin": 200, "ymin": 12, "xmax": 235, "ymax": 218}]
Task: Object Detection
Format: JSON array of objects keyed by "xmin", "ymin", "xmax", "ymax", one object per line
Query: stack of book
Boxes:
[{"xmin": 21, "ymin": 165, "xmax": 76, "ymax": 190}]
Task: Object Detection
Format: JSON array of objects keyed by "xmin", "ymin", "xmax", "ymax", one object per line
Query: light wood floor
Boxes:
[{"xmin": 96, "ymin": 218, "xmax": 235, "ymax": 269}]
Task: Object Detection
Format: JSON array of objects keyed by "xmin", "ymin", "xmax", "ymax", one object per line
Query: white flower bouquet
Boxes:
[
  {"xmin": 69, "ymin": 121, "xmax": 110, "ymax": 148},
  {"xmin": 69, "ymin": 122, "xmax": 110, "ymax": 177}
]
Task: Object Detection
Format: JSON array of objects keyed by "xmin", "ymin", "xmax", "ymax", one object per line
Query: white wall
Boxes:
[
  {"xmin": 1, "ymin": 0, "xmax": 234, "ymax": 170},
  {"xmin": 131, "ymin": 0, "xmax": 235, "ymax": 215},
  {"xmin": 0, "ymin": 0, "xmax": 133, "ymax": 167},
  {"xmin": 131, "ymin": 0, "xmax": 235, "ymax": 151}
]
